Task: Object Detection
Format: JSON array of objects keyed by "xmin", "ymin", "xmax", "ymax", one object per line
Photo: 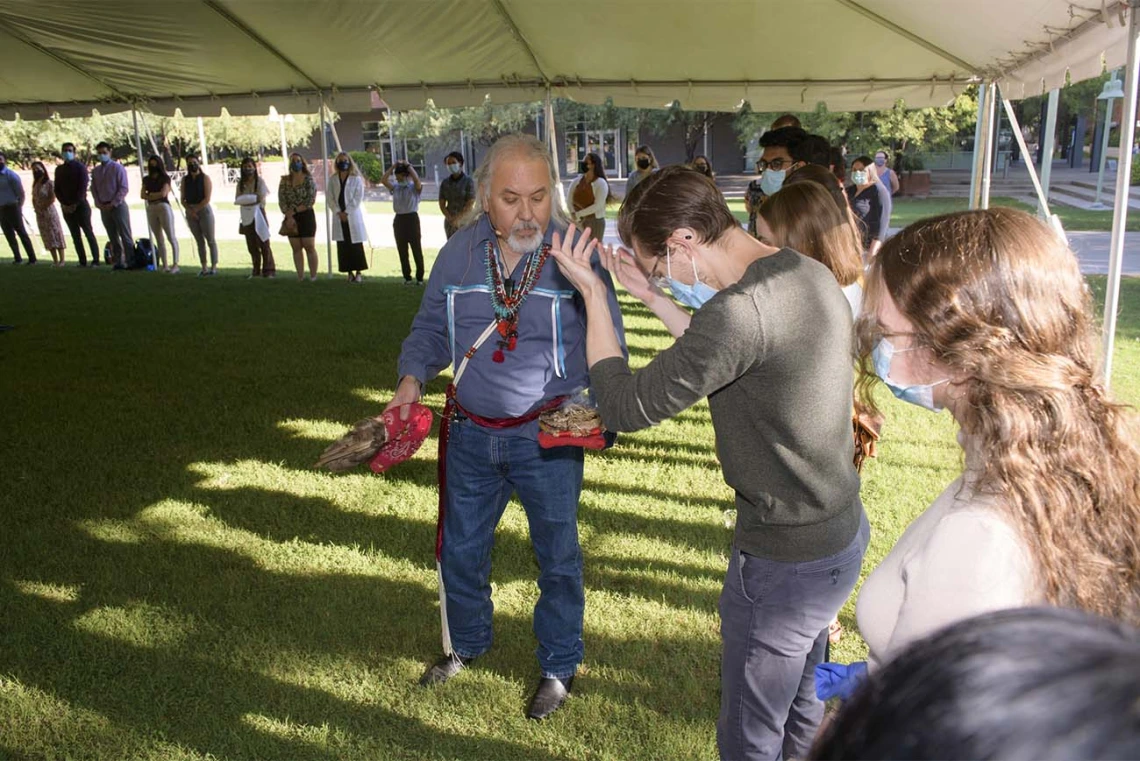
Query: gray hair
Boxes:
[{"xmin": 461, "ymin": 133, "xmax": 568, "ymax": 229}]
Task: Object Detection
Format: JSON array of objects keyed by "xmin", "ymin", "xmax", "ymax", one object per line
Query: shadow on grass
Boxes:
[{"xmin": 0, "ymin": 268, "xmax": 727, "ymax": 758}]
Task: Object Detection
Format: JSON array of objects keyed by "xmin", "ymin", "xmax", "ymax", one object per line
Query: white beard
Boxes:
[{"xmin": 506, "ymin": 223, "xmax": 543, "ymax": 254}]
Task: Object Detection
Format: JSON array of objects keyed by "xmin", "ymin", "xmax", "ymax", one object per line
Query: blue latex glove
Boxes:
[{"xmin": 815, "ymin": 661, "xmax": 868, "ymax": 701}]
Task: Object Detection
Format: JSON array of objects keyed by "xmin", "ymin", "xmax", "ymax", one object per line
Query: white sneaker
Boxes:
[{"xmin": 169, "ymin": 266, "xmax": 180, "ymax": 275}]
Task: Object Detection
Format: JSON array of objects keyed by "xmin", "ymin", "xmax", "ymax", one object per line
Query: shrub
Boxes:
[{"xmin": 351, "ymin": 151, "xmax": 383, "ymax": 184}]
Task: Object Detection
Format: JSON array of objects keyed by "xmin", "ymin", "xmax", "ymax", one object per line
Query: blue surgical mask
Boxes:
[
  {"xmin": 446, "ymin": 163, "xmax": 461, "ymax": 175},
  {"xmin": 63, "ymin": 151, "xmax": 75, "ymax": 162},
  {"xmin": 874, "ymin": 156, "xmax": 887, "ymax": 167},
  {"xmin": 760, "ymin": 168, "xmax": 786, "ymax": 196},
  {"xmin": 872, "ymin": 338, "xmax": 949, "ymax": 412},
  {"xmin": 665, "ymin": 249, "xmax": 718, "ymax": 309},
  {"xmin": 97, "ymin": 153, "xmax": 111, "ymax": 163}
]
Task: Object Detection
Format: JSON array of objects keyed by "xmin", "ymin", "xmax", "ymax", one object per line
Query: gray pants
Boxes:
[
  {"xmin": 100, "ymin": 202, "xmax": 133, "ymax": 262},
  {"xmin": 717, "ymin": 514, "xmax": 870, "ymax": 761},
  {"xmin": 581, "ymin": 214, "xmax": 606, "ymax": 244},
  {"xmin": 186, "ymin": 205, "xmax": 218, "ymax": 268},
  {"xmin": 145, "ymin": 202, "xmax": 179, "ymax": 268}
]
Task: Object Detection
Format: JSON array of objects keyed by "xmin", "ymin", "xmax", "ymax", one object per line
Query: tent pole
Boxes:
[
  {"xmin": 1102, "ymin": 0, "xmax": 1140, "ymax": 388},
  {"xmin": 320, "ymin": 93, "xmax": 333, "ymax": 278},
  {"xmin": 968, "ymin": 84, "xmax": 986, "ymax": 209},
  {"xmin": 979, "ymin": 83, "xmax": 997, "ymax": 210},
  {"xmin": 1038, "ymin": 88, "xmax": 1059, "ymax": 216},
  {"xmin": 544, "ymin": 88, "xmax": 565, "ymax": 212},
  {"xmin": 197, "ymin": 117, "xmax": 209, "ymax": 167},
  {"xmin": 131, "ymin": 104, "xmax": 156, "ymax": 271},
  {"xmin": 1000, "ymin": 89, "xmax": 1066, "ymax": 240}
]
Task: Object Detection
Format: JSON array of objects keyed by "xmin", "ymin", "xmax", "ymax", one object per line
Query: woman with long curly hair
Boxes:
[{"xmin": 854, "ymin": 207, "xmax": 1140, "ymax": 669}]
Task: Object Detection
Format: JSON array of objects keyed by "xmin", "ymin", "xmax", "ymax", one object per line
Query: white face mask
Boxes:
[
  {"xmin": 851, "ymin": 170, "xmax": 869, "ymax": 185},
  {"xmin": 446, "ymin": 163, "xmax": 461, "ymax": 175}
]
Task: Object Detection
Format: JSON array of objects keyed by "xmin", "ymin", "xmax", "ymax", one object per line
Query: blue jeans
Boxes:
[
  {"xmin": 717, "ymin": 513, "xmax": 870, "ymax": 761},
  {"xmin": 441, "ymin": 416, "xmax": 585, "ymax": 679}
]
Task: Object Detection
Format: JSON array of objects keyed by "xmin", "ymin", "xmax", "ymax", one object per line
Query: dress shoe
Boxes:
[
  {"xmin": 418, "ymin": 652, "xmax": 472, "ymax": 686},
  {"xmin": 526, "ymin": 676, "xmax": 573, "ymax": 720}
]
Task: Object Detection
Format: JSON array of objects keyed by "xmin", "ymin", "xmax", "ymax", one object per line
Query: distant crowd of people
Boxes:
[
  {"xmin": 1, "ymin": 126, "xmax": 895, "ymax": 286},
  {"xmin": 0, "ymin": 143, "xmax": 480, "ymax": 285}
]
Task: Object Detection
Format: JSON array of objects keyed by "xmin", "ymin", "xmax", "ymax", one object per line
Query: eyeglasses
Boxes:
[
  {"xmin": 647, "ymin": 253, "xmax": 670, "ymax": 289},
  {"xmin": 757, "ymin": 158, "xmax": 795, "ymax": 172}
]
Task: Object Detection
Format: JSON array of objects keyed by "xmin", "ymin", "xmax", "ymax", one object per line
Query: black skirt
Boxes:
[
  {"xmin": 337, "ymin": 220, "xmax": 367, "ymax": 272},
  {"xmin": 288, "ymin": 208, "xmax": 318, "ymax": 238}
]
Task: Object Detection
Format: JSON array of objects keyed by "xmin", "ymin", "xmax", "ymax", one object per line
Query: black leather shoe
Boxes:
[
  {"xmin": 418, "ymin": 653, "xmax": 472, "ymax": 686},
  {"xmin": 526, "ymin": 676, "xmax": 573, "ymax": 720}
]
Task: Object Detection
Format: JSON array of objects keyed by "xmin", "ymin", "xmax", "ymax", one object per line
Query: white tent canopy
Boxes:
[{"xmin": 0, "ymin": 0, "xmax": 1131, "ymax": 118}]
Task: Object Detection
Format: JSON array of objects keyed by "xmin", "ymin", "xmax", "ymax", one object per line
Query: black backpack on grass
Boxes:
[{"xmin": 130, "ymin": 239, "xmax": 154, "ymax": 270}]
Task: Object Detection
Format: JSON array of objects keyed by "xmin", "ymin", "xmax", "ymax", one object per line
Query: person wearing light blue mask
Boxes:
[
  {"xmin": 842, "ymin": 207, "xmax": 1140, "ymax": 706},
  {"xmin": 550, "ymin": 164, "xmax": 869, "ymax": 760},
  {"xmin": 746, "ymin": 125, "xmax": 806, "ymax": 240},
  {"xmin": 871, "ymin": 337, "xmax": 949, "ymax": 411}
]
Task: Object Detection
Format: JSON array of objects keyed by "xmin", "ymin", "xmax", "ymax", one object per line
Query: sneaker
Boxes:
[
  {"xmin": 169, "ymin": 266, "xmax": 180, "ymax": 275},
  {"xmin": 209, "ymin": 267, "xmax": 217, "ymax": 276},
  {"xmin": 11, "ymin": 259, "xmax": 22, "ymax": 265},
  {"xmin": 197, "ymin": 269, "xmax": 208, "ymax": 278},
  {"xmin": 416, "ymin": 281, "xmax": 424, "ymax": 287},
  {"xmin": 266, "ymin": 273, "xmax": 276, "ymax": 279},
  {"xmin": 403, "ymin": 280, "xmax": 415, "ymax": 287},
  {"xmin": 309, "ymin": 275, "xmax": 318, "ymax": 282}
]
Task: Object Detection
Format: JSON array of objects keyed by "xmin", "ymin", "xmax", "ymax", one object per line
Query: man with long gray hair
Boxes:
[{"xmin": 384, "ymin": 133, "xmax": 625, "ymax": 719}]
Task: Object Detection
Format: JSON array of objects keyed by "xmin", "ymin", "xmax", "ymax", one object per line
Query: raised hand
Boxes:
[
  {"xmin": 599, "ymin": 244, "xmax": 662, "ymax": 304},
  {"xmin": 550, "ymin": 223, "xmax": 604, "ymax": 298}
]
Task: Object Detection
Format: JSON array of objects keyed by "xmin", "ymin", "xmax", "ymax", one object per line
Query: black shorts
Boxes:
[{"xmin": 288, "ymin": 208, "xmax": 317, "ymax": 238}]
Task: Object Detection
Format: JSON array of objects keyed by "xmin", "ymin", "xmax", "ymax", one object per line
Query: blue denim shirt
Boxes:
[
  {"xmin": 0, "ymin": 167, "xmax": 24, "ymax": 207},
  {"xmin": 397, "ymin": 214, "xmax": 627, "ymax": 436}
]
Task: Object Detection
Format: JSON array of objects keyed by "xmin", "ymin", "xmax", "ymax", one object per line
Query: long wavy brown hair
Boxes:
[{"xmin": 856, "ymin": 207, "xmax": 1140, "ymax": 623}]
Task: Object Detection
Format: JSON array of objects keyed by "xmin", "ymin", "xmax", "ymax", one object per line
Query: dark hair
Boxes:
[
  {"xmin": 829, "ymin": 146, "xmax": 847, "ymax": 182},
  {"xmin": 771, "ymin": 113, "xmax": 802, "ymax": 129},
  {"xmin": 790, "ymin": 134, "xmax": 831, "ymax": 168},
  {"xmin": 31, "ymin": 160, "xmax": 48, "ymax": 182},
  {"xmin": 691, "ymin": 154, "xmax": 714, "ymax": 179},
  {"xmin": 584, "ymin": 152, "xmax": 617, "ymax": 204},
  {"xmin": 759, "ymin": 126, "xmax": 807, "ymax": 151},
  {"xmin": 445, "ymin": 151, "xmax": 464, "ymax": 165},
  {"xmin": 146, "ymin": 156, "xmax": 171, "ymax": 186},
  {"xmin": 784, "ymin": 164, "xmax": 848, "ymax": 215},
  {"xmin": 61, "ymin": 142, "xmax": 76, "ymax": 152},
  {"xmin": 851, "ymin": 155, "xmax": 874, "ymax": 170},
  {"xmin": 811, "ymin": 607, "xmax": 1140, "ymax": 760},
  {"xmin": 95, "ymin": 141, "xmax": 112, "ymax": 152},
  {"xmin": 634, "ymin": 144, "xmax": 659, "ymax": 170},
  {"xmin": 239, "ymin": 156, "xmax": 260, "ymax": 193},
  {"xmin": 618, "ymin": 165, "xmax": 737, "ymax": 257}
]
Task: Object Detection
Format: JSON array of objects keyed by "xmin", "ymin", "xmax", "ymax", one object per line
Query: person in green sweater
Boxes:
[{"xmin": 550, "ymin": 165, "xmax": 868, "ymax": 761}]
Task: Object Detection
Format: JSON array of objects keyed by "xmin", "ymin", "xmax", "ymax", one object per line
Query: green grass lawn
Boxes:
[{"xmin": 2, "ymin": 245, "xmax": 1139, "ymax": 760}]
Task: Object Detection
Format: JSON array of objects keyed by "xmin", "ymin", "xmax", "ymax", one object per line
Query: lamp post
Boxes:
[{"xmin": 1092, "ymin": 71, "xmax": 1126, "ymax": 209}]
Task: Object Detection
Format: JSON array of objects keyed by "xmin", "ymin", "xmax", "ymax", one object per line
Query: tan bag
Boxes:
[{"xmin": 853, "ymin": 403, "xmax": 883, "ymax": 473}]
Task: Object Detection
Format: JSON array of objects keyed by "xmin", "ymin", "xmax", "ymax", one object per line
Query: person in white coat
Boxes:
[
  {"xmin": 567, "ymin": 152, "xmax": 612, "ymax": 244},
  {"xmin": 329, "ymin": 152, "xmax": 368, "ymax": 283}
]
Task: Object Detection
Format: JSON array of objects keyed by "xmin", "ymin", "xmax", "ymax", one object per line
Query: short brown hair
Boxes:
[
  {"xmin": 617, "ymin": 165, "xmax": 737, "ymax": 256},
  {"xmin": 759, "ymin": 182, "xmax": 862, "ymax": 287}
]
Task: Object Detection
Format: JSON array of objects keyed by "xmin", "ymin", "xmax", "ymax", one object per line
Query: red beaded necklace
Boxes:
[{"xmin": 484, "ymin": 240, "xmax": 551, "ymax": 363}]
